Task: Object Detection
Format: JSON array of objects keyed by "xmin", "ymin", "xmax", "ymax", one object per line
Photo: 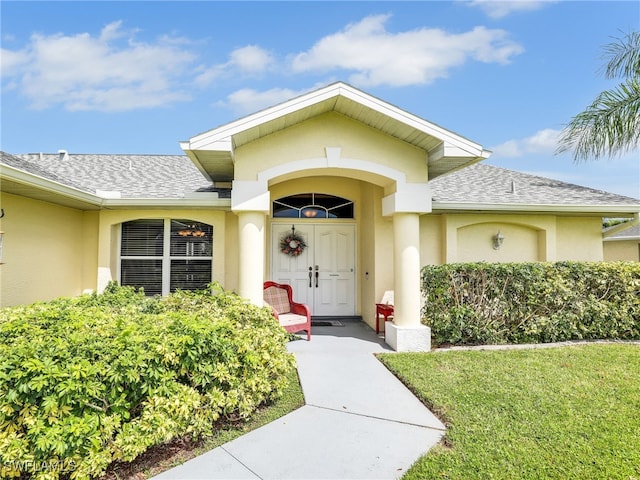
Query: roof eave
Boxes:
[
  {"xmin": 1, "ymin": 163, "xmax": 102, "ymax": 208},
  {"xmin": 432, "ymin": 201, "xmax": 640, "ymax": 216},
  {"xmin": 101, "ymin": 198, "xmax": 231, "ymax": 209}
]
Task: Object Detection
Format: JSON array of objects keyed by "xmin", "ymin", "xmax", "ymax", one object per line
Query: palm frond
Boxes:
[
  {"xmin": 602, "ymin": 30, "xmax": 640, "ymax": 80},
  {"xmin": 556, "ymin": 78, "xmax": 640, "ymax": 161}
]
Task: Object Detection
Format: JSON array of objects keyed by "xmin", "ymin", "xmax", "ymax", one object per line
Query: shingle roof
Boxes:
[
  {"xmin": 5, "ymin": 152, "xmax": 220, "ymax": 199},
  {"xmin": 1, "ymin": 151, "xmax": 90, "ymax": 192},
  {"xmin": 2, "ymin": 152, "xmax": 637, "ymax": 208},
  {"xmin": 604, "ymin": 223, "xmax": 640, "ymax": 240},
  {"xmin": 430, "ymin": 163, "xmax": 639, "ymax": 206}
]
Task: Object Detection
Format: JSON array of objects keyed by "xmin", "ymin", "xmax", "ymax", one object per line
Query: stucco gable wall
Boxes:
[
  {"xmin": 234, "ymin": 112, "xmax": 428, "ymax": 184},
  {"xmin": 0, "ymin": 193, "xmax": 88, "ymax": 307}
]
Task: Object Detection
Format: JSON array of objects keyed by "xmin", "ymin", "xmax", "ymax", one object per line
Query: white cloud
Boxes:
[
  {"xmin": 222, "ymin": 87, "xmax": 307, "ymax": 115},
  {"xmin": 466, "ymin": 1, "xmax": 553, "ymax": 19},
  {"xmin": 2, "ymin": 21, "xmax": 196, "ymax": 111},
  {"xmin": 229, "ymin": 45, "xmax": 274, "ymax": 73},
  {"xmin": 491, "ymin": 128, "xmax": 561, "ymax": 157},
  {"xmin": 194, "ymin": 45, "xmax": 274, "ymax": 87},
  {"xmin": 0, "ymin": 48, "xmax": 30, "ymax": 76},
  {"xmin": 289, "ymin": 14, "xmax": 523, "ymax": 87}
]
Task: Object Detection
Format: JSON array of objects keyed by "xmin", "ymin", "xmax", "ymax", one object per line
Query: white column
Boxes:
[
  {"xmin": 385, "ymin": 212, "xmax": 431, "ymax": 352},
  {"xmin": 237, "ymin": 211, "xmax": 266, "ymax": 306},
  {"xmin": 392, "ymin": 213, "xmax": 421, "ymax": 327}
]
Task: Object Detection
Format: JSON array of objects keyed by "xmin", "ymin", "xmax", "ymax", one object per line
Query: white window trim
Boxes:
[{"xmin": 118, "ymin": 218, "xmax": 213, "ymax": 296}]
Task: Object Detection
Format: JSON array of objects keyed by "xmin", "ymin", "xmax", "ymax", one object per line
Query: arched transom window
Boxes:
[{"xmin": 273, "ymin": 193, "xmax": 354, "ymax": 218}]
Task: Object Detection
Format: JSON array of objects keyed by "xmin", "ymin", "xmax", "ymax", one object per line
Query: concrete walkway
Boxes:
[{"xmin": 153, "ymin": 321, "xmax": 445, "ymax": 480}]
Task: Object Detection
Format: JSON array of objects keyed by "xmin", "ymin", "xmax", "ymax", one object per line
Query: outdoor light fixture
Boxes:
[{"xmin": 493, "ymin": 230, "xmax": 505, "ymax": 250}]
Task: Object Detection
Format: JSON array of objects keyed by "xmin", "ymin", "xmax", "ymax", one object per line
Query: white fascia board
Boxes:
[
  {"xmin": 1, "ymin": 163, "xmax": 102, "ymax": 206},
  {"xmin": 432, "ymin": 202, "xmax": 640, "ymax": 215},
  {"xmin": 603, "ymin": 236, "xmax": 640, "ymax": 242},
  {"xmin": 429, "ymin": 143, "xmax": 492, "ymax": 163},
  {"xmin": 102, "ymin": 198, "xmax": 231, "ymax": 209}
]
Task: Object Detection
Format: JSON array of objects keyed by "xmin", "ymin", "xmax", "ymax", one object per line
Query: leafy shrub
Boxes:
[
  {"xmin": 0, "ymin": 282, "xmax": 295, "ymax": 480},
  {"xmin": 422, "ymin": 261, "xmax": 640, "ymax": 346}
]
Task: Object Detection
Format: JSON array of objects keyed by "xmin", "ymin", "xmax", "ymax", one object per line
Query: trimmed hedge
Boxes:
[
  {"xmin": 422, "ymin": 261, "xmax": 640, "ymax": 346},
  {"xmin": 0, "ymin": 283, "xmax": 295, "ymax": 480}
]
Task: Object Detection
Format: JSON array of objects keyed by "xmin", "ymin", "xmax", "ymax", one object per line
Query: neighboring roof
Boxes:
[
  {"xmin": 430, "ymin": 163, "xmax": 640, "ymax": 215},
  {"xmin": 181, "ymin": 82, "xmax": 491, "ymax": 182},
  {"xmin": 603, "ymin": 223, "xmax": 640, "ymax": 241}
]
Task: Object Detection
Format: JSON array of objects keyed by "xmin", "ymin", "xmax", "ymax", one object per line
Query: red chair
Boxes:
[
  {"xmin": 263, "ymin": 281, "xmax": 311, "ymax": 340},
  {"xmin": 375, "ymin": 290, "xmax": 395, "ymax": 334}
]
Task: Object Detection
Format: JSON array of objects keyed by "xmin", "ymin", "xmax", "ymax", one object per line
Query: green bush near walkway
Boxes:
[
  {"xmin": 0, "ymin": 283, "xmax": 295, "ymax": 480},
  {"xmin": 422, "ymin": 261, "xmax": 640, "ymax": 346}
]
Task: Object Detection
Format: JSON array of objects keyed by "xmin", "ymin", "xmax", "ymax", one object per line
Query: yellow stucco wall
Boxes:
[
  {"xmin": 224, "ymin": 211, "xmax": 240, "ymax": 293},
  {"xmin": 603, "ymin": 241, "xmax": 640, "ymax": 261},
  {"xmin": 0, "ymin": 186, "xmax": 614, "ymax": 311},
  {"xmin": 0, "ymin": 193, "xmax": 89, "ymax": 307},
  {"xmin": 457, "ymin": 221, "xmax": 540, "ymax": 262},
  {"xmin": 555, "ymin": 217, "xmax": 603, "ymax": 261},
  {"xmin": 420, "ymin": 215, "xmax": 443, "ymax": 265},
  {"xmin": 440, "ymin": 214, "xmax": 557, "ymax": 263},
  {"xmin": 425, "ymin": 213, "xmax": 605, "ymax": 263}
]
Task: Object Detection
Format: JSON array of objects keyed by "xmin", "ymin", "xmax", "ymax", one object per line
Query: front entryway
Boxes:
[{"xmin": 271, "ymin": 224, "xmax": 356, "ymax": 316}]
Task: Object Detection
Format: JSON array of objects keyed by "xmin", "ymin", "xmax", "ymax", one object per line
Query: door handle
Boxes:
[
  {"xmin": 315, "ymin": 271, "xmax": 319, "ymax": 288},
  {"xmin": 308, "ymin": 267, "xmax": 313, "ymax": 288}
]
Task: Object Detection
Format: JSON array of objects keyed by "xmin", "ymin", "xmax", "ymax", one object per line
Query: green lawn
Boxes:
[{"xmin": 379, "ymin": 344, "xmax": 640, "ymax": 480}]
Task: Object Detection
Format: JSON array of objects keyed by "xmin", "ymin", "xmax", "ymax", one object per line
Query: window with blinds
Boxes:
[{"xmin": 120, "ymin": 219, "xmax": 213, "ymax": 296}]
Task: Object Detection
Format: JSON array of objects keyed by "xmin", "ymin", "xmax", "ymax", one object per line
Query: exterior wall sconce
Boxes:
[{"xmin": 493, "ymin": 230, "xmax": 505, "ymax": 250}]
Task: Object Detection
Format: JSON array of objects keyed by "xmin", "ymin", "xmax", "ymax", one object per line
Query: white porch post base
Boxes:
[{"xmin": 385, "ymin": 323, "xmax": 432, "ymax": 352}]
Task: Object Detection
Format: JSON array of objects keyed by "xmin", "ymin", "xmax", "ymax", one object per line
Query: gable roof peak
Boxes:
[{"xmin": 182, "ymin": 81, "xmax": 490, "ymax": 181}]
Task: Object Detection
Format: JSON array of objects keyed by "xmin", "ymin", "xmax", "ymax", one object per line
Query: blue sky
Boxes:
[{"xmin": 2, "ymin": 1, "xmax": 639, "ymax": 199}]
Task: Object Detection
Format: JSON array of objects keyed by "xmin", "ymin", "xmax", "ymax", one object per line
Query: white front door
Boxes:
[{"xmin": 271, "ymin": 224, "xmax": 356, "ymax": 316}]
